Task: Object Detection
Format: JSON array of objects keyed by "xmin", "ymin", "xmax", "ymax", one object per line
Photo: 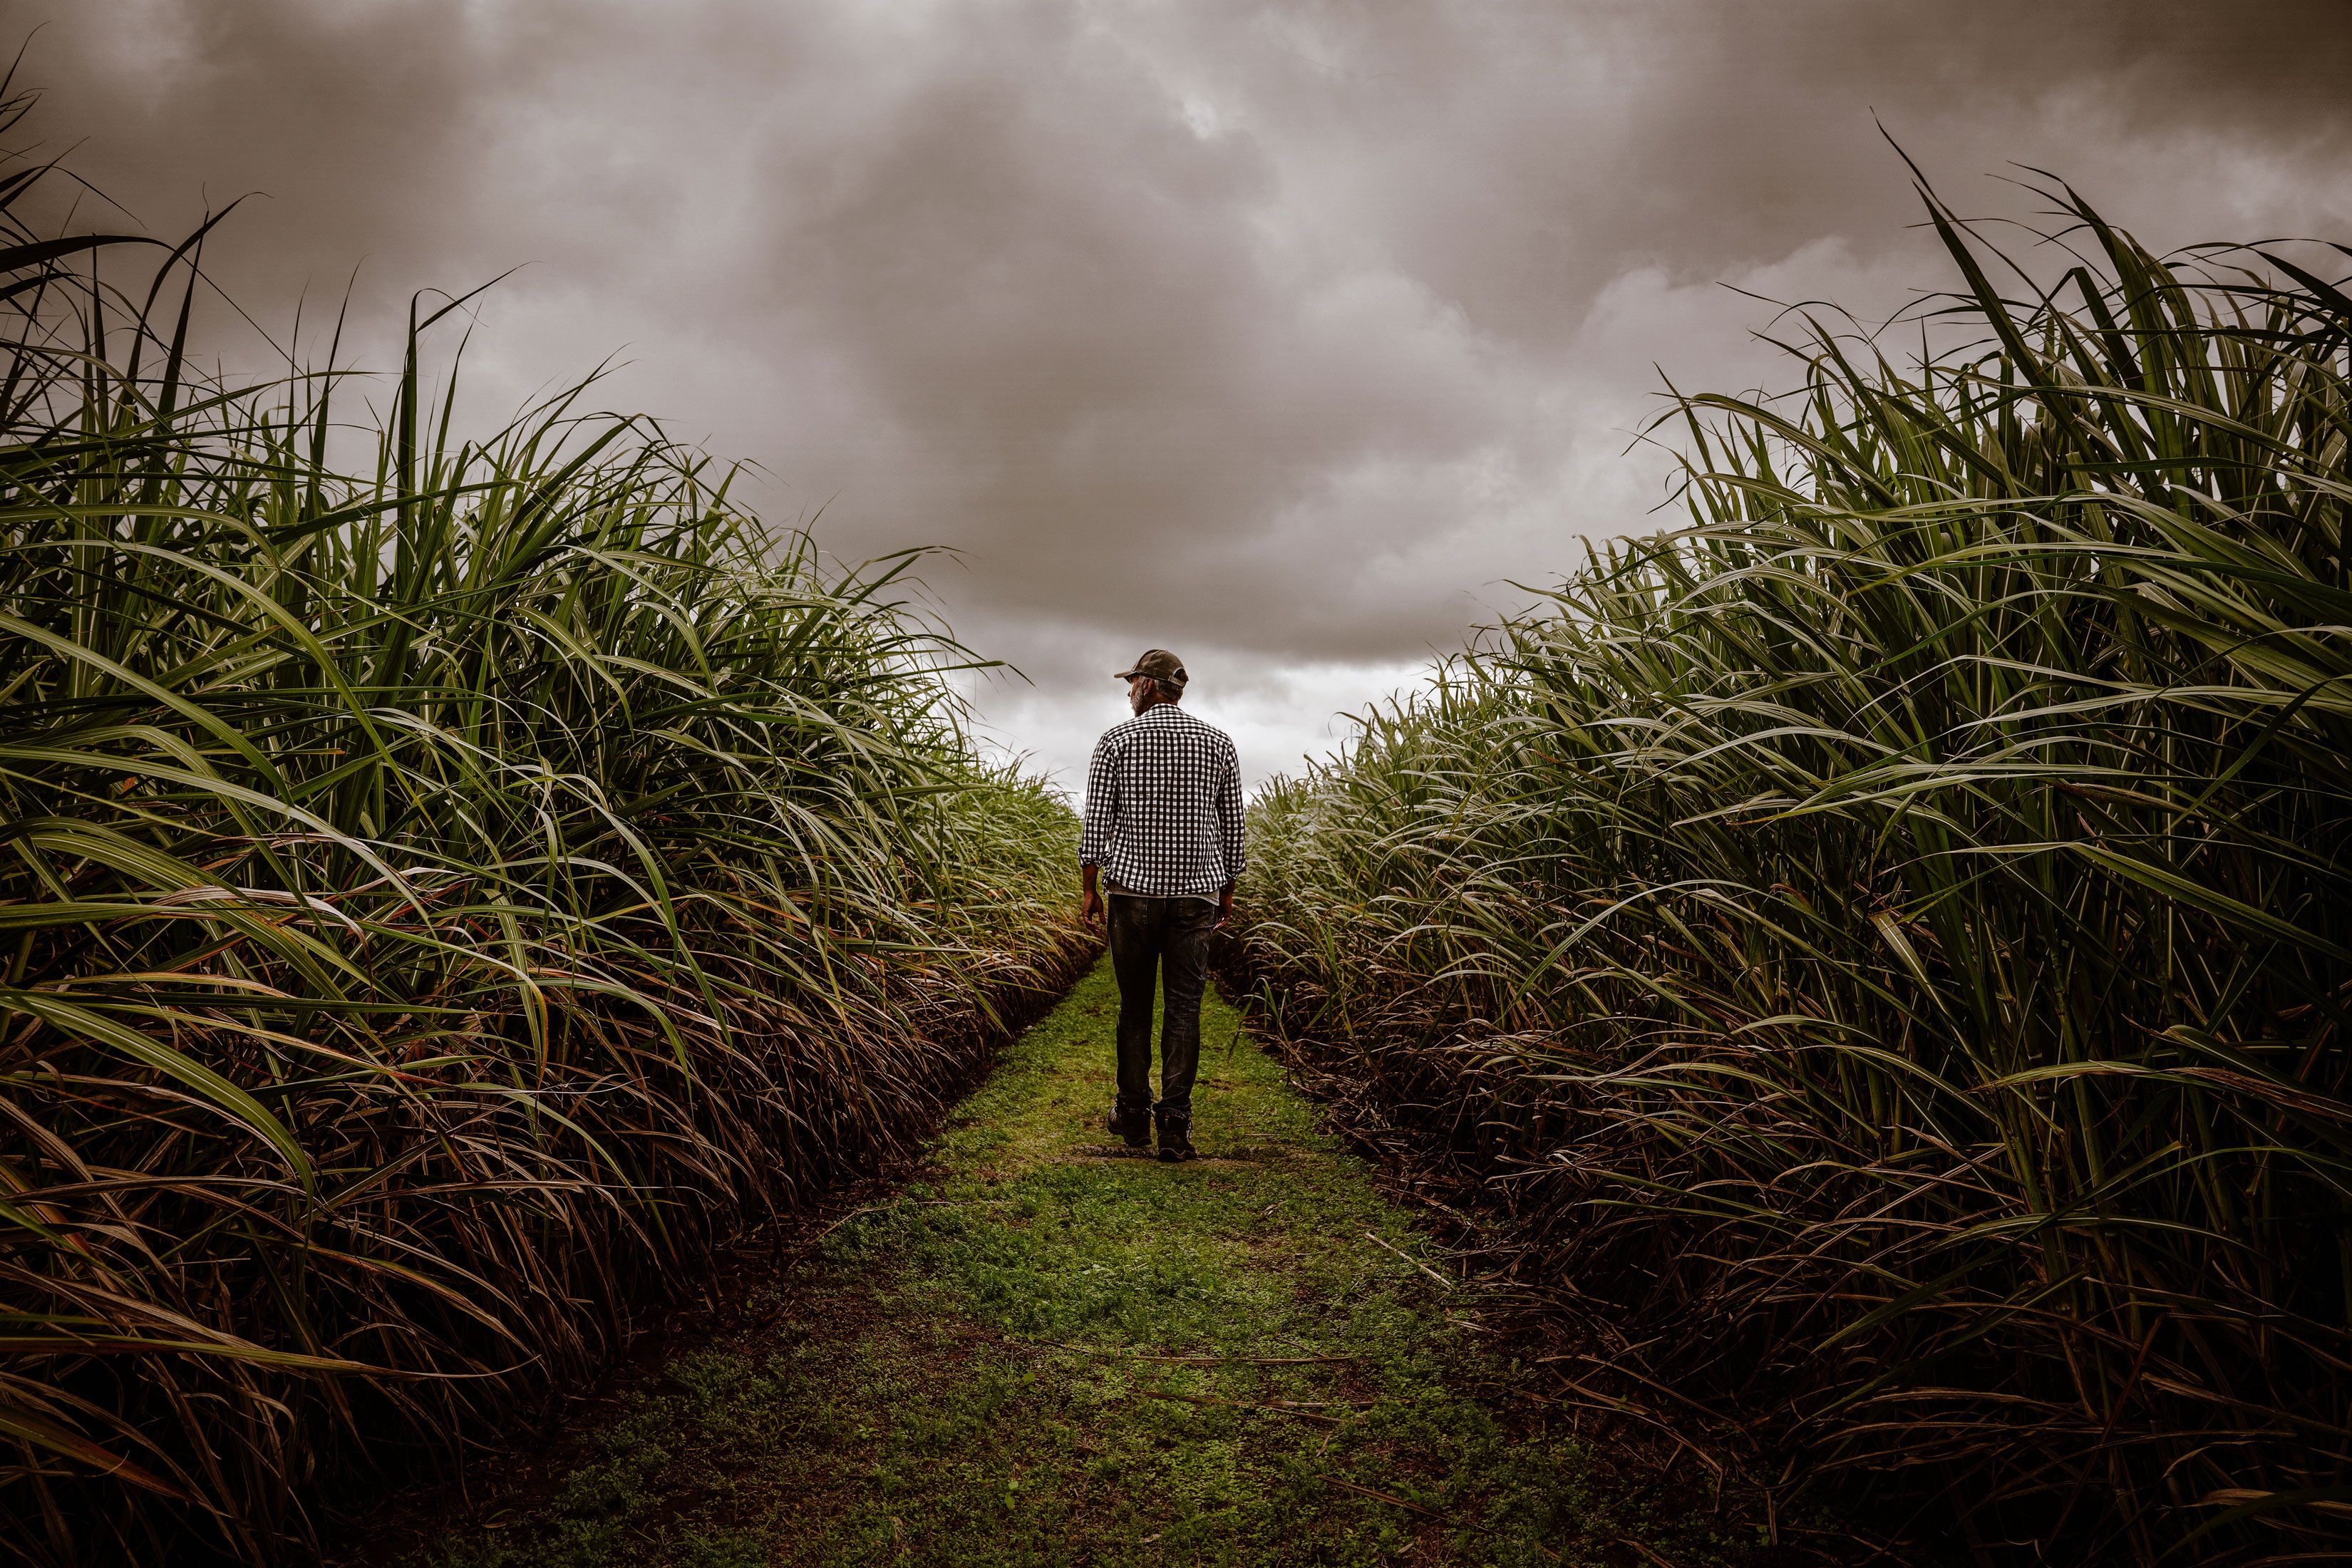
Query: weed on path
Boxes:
[{"xmin": 401, "ymin": 961, "xmax": 1760, "ymax": 1567}]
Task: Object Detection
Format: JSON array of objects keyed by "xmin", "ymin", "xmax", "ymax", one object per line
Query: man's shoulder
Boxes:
[
  {"xmin": 1097, "ymin": 706, "xmax": 1236, "ymax": 753},
  {"xmin": 1093, "ymin": 713, "xmax": 1151, "ymax": 748},
  {"xmin": 1153, "ymin": 707, "xmax": 1237, "ymax": 753},
  {"xmin": 1187, "ymin": 711, "xmax": 1237, "ymax": 752}
]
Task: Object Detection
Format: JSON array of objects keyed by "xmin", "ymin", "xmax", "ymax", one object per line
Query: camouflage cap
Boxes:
[{"xmin": 1113, "ymin": 649, "xmax": 1188, "ymax": 686}]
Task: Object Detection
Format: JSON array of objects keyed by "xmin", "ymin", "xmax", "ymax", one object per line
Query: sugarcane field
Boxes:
[{"xmin": 4, "ymin": 8, "xmax": 2351, "ymax": 1565}]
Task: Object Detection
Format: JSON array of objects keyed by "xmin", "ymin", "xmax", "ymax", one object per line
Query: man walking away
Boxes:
[{"xmin": 1078, "ymin": 649, "xmax": 1244, "ymax": 1164}]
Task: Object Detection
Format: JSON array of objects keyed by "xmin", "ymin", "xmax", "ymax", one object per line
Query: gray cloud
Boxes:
[{"xmin": 9, "ymin": 0, "xmax": 2352, "ymax": 786}]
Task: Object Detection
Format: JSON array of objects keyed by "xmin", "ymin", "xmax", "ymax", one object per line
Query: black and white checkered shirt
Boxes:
[{"xmin": 1079, "ymin": 705, "xmax": 1245, "ymax": 898}]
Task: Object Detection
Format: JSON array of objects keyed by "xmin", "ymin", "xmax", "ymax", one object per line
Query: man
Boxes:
[{"xmin": 1078, "ymin": 649, "xmax": 1244, "ymax": 1164}]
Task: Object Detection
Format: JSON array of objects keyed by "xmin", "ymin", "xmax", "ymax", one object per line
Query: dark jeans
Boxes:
[{"xmin": 1106, "ymin": 892, "xmax": 1217, "ymax": 1118}]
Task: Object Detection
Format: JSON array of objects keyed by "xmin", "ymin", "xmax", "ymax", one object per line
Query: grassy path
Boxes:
[{"xmin": 419, "ymin": 961, "xmax": 1744, "ymax": 1567}]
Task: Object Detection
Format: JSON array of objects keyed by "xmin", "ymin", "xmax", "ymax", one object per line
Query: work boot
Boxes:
[
  {"xmin": 1155, "ymin": 1105, "xmax": 1197, "ymax": 1163},
  {"xmin": 1107, "ymin": 1100, "xmax": 1152, "ymax": 1150}
]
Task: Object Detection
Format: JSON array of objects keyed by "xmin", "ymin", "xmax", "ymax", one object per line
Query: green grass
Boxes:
[{"xmin": 408, "ymin": 960, "xmax": 1753, "ymax": 1567}]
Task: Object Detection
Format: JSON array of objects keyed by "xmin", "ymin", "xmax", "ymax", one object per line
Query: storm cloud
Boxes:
[{"xmin": 11, "ymin": 0, "xmax": 2352, "ymax": 785}]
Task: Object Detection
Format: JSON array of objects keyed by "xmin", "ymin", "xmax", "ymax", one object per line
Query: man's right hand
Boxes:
[{"xmin": 1081, "ymin": 888, "xmax": 1103, "ymax": 927}]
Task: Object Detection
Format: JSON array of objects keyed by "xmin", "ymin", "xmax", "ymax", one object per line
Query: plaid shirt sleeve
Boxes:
[
  {"xmin": 1078, "ymin": 731, "xmax": 1117, "ymax": 867},
  {"xmin": 1216, "ymin": 738, "xmax": 1244, "ymax": 886}
]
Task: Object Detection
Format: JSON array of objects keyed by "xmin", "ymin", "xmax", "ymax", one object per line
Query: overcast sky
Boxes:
[{"xmin": 11, "ymin": 0, "xmax": 2352, "ymax": 795}]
